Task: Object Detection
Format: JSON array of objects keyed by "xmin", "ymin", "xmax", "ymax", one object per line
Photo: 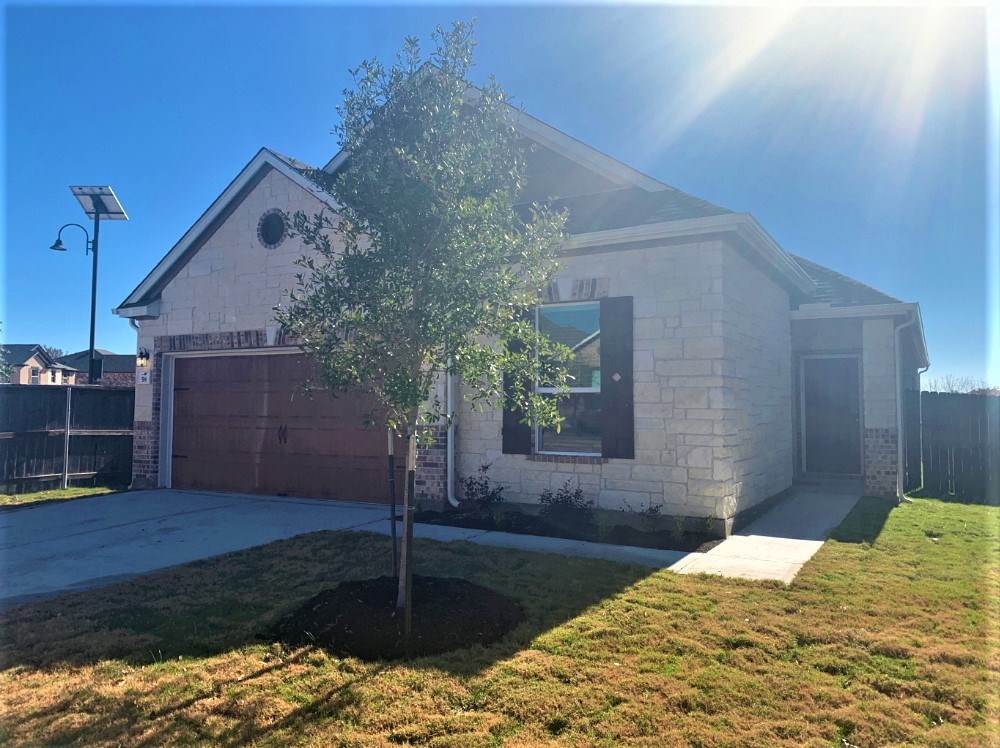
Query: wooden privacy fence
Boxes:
[
  {"xmin": 0, "ymin": 385, "xmax": 134, "ymax": 494},
  {"xmin": 919, "ymin": 391, "xmax": 999, "ymax": 503}
]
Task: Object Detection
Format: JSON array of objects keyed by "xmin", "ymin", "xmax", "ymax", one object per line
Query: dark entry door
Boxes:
[
  {"xmin": 803, "ymin": 357, "xmax": 861, "ymax": 474},
  {"xmin": 171, "ymin": 354, "xmax": 404, "ymax": 502}
]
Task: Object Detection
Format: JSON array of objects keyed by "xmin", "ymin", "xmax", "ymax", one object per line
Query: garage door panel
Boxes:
[{"xmin": 171, "ymin": 354, "xmax": 403, "ymax": 502}]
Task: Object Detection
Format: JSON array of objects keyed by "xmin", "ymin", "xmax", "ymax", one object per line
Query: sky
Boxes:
[{"xmin": 2, "ymin": 3, "xmax": 997, "ymax": 384}]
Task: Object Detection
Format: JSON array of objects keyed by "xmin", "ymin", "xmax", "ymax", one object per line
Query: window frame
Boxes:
[{"xmin": 534, "ymin": 300, "xmax": 603, "ymax": 457}]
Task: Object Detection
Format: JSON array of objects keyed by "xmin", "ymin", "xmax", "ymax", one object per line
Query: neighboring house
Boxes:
[
  {"xmin": 113, "ymin": 105, "xmax": 928, "ymax": 534},
  {"xmin": 1, "ymin": 344, "xmax": 78, "ymax": 385},
  {"xmin": 58, "ymin": 349, "xmax": 136, "ymax": 387}
]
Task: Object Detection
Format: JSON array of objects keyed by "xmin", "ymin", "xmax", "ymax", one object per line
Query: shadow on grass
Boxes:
[
  {"xmin": 0, "ymin": 530, "xmax": 653, "ymax": 679},
  {"xmin": 828, "ymin": 496, "xmax": 895, "ymax": 544}
]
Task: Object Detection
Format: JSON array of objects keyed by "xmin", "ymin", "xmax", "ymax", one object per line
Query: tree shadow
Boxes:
[
  {"xmin": 827, "ymin": 496, "xmax": 896, "ymax": 544},
  {"xmin": 0, "ymin": 530, "xmax": 653, "ymax": 677}
]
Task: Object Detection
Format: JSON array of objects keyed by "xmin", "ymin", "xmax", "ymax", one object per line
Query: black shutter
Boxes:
[
  {"xmin": 600, "ymin": 296, "xmax": 634, "ymax": 459},
  {"xmin": 502, "ymin": 338, "xmax": 532, "ymax": 455}
]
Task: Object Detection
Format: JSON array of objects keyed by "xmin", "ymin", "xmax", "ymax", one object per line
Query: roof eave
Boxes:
[
  {"xmin": 565, "ymin": 213, "xmax": 817, "ymax": 296},
  {"xmin": 791, "ymin": 301, "xmax": 929, "ymax": 367},
  {"xmin": 114, "ymin": 149, "xmax": 339, "ymax": 315}
]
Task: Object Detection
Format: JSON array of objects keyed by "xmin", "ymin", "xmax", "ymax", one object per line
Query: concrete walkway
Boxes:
[
  {"xmin": 670, "ymin": 482, "xmax": 863, "ymax": 583},
  {"xmin": 1, "ymin": 482, "xmax": 861, "ymax": 608}
]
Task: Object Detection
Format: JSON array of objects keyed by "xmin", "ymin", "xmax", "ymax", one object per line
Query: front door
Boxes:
[{"xmin": 802, "ymin": 357, "xmax": 861, "ymax": 475}]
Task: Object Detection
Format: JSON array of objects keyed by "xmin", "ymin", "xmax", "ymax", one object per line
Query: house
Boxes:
[
  {"xmin": 1, "ymin": 344, "xmax": 78, "ymax": 385},
  {"xmin": 58, "ymin": 349, "xmax": 137, "ymax": 387},
  {"xmin": 113, "ymin": 106, "xmax": 928, "ymax": 534}
]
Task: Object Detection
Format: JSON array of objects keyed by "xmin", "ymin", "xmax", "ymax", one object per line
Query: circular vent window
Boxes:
[{"xmin": 257, "ymin": 209, "xmax": 288, "ymax": 249}]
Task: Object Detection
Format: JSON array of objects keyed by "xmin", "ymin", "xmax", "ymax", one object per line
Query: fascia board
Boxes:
[
  {"xmin": 790, "ymin": 302, "xmax": 919, "ymax": 321},
  {"xmin": 566, "ymin": 213, "xmax": 817, "ymax": 295},
  {"xmin": 115, "ymin": 150, "xmax": 339, "ymax": 313},
  {"xmin": 792, "ymin": 301, "xmax": 929, "ymax": 367},
  {"xmin": 113, "ymin": 300, "xmax": 161, "ymax": 319}
]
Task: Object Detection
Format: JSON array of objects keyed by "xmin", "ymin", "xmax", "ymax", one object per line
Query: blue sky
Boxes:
[{"xmin": 3, "ymin": 4, "xmax": 997, "ymax": 383}]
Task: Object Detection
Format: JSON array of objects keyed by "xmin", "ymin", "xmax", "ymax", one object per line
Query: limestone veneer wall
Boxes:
[
  {"xmin": 720, "ymin": 247, "xmax": 793, "ymax": 520},
  {"xmin": 129, "ymin": 169, "xmax": 334, "ymax": 486},
  {"xmin": 456, "ymin": 238, "xmax": 793, "ymax": 525}
]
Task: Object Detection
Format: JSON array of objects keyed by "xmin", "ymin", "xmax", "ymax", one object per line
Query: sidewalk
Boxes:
[
  {"xmin": 1, "ymin": 482, "xmax": 862, "ymax": 607},
  {"xmin": 669, "ymin": 482, "xmax": 863, "ymax": 583}
]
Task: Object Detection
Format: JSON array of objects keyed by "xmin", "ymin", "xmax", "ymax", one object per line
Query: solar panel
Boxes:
[{"xmin": 70, "ymin": 186, "xmax": 128, "ymax": 220}]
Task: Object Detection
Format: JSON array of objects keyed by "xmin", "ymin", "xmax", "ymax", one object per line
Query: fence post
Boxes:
[{"xmin": 61, "ymin": 387, "xmax": 72, "ymax": 489}]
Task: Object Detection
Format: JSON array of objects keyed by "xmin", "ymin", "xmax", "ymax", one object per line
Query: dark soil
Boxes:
[
  {"xmin": 269, "ymin": 575, "xmax": 523, "ymax": 661},
  {"xmin": 414, "ymin": 507, "xmax": 723, "ymax": 553}
]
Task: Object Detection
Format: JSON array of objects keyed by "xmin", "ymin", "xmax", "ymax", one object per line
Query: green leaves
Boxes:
[{"xmin": 276, "ymin": 20, "xmax": 569, "ymax": 433}]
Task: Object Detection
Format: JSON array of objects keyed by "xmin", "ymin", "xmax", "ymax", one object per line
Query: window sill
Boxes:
[{"xmin": 528, "ymin": 454, "xmax": 607, "ymax": 465}]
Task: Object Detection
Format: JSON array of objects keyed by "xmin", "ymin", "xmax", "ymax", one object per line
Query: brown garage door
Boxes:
[{"xmin": 171, "ymin": 354, "xmax": 404, "ymax": 502}]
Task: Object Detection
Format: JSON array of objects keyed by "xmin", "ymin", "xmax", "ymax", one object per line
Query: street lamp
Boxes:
[{"xmin": 49, "ymin": 186, "xmax": 128, "ymax": 383}]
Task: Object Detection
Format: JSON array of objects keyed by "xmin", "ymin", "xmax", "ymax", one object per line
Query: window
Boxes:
[
  {"xmin": 536, "ymin": 302, "xmax": 602, "ymax": 454},
  {"xmin": 50, "ymin": 370, "xmax": 57, "ymax": 383},
  {"xmin": 501, "ymin": 295, "xmax": 634, "ymax": 459},
  {"xmin": 30, "ymin": 367, "xmax": 40, "ymax": 385}
]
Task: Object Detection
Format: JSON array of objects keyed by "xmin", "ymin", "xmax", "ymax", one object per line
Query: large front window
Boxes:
[{"xmin": 536, "ymin": 302, "xmax": 601, "ymax": 454}]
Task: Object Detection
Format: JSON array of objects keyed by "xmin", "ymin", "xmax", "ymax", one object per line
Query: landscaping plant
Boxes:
[{"xmin": 275, "ymin": 21, "xmax": 570, "ymax": 647}]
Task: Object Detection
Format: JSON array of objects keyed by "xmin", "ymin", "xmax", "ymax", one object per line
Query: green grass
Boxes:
[
  {"xmin": 0, "ymin": 485, "xmax": 118, "ymax": 507},
  {"xmin": 0, "ymin": 496, "xmax": 997, "ymax": 746}
]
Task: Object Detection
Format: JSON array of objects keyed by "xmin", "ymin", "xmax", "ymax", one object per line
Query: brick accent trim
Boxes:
[{"xmin": 863, "ymin": 427, "xmax": 898, "ymax": 499}]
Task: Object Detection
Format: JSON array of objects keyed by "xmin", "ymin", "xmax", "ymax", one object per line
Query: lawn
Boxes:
[
  {"xmin": 1, "ymin": 496, "xmax": 997, "ymax": 747},
  {"xmin": 0, "ymin": 486, "xmax": 118, "ymax": 508}
]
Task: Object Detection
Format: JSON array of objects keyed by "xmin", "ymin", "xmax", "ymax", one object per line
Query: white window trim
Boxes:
[{"xmin": 534, "ymin": 301, "xmax": 602, "ymax": 457}]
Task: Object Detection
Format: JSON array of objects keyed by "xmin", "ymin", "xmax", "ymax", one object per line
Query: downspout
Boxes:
[
  {"xmin": 446, "ymin": 363, "xmax": 460, "ymax": 507},
  {"xmin": 128, "ymin": 318, "xmax": 141, "ymax": 492},
  {"xmin": 894, "ymin": 313, "xmax": 917, "ymax": 502}
]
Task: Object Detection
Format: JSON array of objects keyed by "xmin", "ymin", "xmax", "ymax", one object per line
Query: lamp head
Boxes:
[{"xmin": 49, "ymin": 239, "xmax": 67, "ymax": 251}]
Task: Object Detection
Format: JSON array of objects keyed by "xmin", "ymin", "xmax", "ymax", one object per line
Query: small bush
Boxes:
[
  {"xmin": 460, "ymin": 464, "xmax": 505, "ymax": 509},
  {"xmin": 539, "ymin": 480, "xmax": 595, "ymax": 535}
]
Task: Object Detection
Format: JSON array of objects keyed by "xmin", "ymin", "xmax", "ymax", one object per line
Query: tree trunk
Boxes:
[
  {"xmin": 388, "ymin": 428, "xmax": 398, "ymax": 577},
  {"xmin": 396, "ymin": 419, "xmax": 418, "ymax": 654}
]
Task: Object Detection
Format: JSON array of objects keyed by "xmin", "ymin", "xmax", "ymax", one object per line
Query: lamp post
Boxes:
[{"xmin": 49, "ymin": 186, "xmax": 127, "ymax": 383}]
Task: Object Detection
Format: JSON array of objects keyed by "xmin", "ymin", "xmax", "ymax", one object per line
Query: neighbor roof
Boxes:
[
  {"xmin": 59, "ymin": 350, "xmax": 134, "ymax": 374},
  {"xmin": 792, "ymin": 254, "xmax": 902, "ymax": 308},
  {"xmin": 0, "ymin": 344, "xmax": 44, "ymax": 367}
]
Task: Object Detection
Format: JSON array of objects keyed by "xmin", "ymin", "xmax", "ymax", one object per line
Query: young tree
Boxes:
[{"xmin": 276, "ymin": 22, "xmax": 571, "ymax": 646}]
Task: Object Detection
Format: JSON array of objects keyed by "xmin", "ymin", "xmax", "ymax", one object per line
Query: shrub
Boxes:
[
  {"xmin": 539, "ymin": 479, "xmax": 595, "ymax": 535},
  {"xmin": 460, "ymin": 464, "xmax": 505, "ymax": 509}
]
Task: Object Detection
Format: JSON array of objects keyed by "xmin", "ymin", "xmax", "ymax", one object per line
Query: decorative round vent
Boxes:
[{"xmin": 257, "ymin": 209, "xmax": 288, "ymax": 249}]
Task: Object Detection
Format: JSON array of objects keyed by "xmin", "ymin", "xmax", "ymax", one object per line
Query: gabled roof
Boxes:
[
  {"xmin": 58, "ymin": 350, "xmax": 133, "ymax": 373},
  {"xmin": 0, "ymin": 344, "xmax": 45, "ymax": 367},
  {"xmin": 115, "ymin": 148, "xmax": 340, "ymax": 314},
  {"xmin": 529, "ymin": 186, "xmax": 732, "ymax": 235},
  {"xmin": 0, "ymin": 344, "xmax": 79, "ymax": 371},
  {"xmin": 791, "ymin": 254, "xmax": 902, "ymax": 308},
  {"xmin": 323, "ymin": 90, "xmax": 672, "ymax": 195}
]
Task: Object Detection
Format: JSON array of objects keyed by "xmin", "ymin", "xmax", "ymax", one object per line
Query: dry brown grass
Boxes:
[{"xmin": 1, "ymin": 496, "xmax": 997, "ymax": 747}]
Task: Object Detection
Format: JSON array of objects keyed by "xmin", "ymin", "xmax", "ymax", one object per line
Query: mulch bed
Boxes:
[
  {"xmin": 415, "ymin": 508, "xmax": 723, "ymax": 553},
  {"xmin": 270, "ymin": 575, "xmax": 524, "ymax": 661}
]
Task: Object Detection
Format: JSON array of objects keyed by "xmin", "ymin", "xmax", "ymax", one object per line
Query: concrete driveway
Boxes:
[
  {"xmin": 1, "ymin": 483, "xmax": 862, "ymax": 609},
  {"xmin": 0, "ymin": 489, "xmax": 686, "ymax": 609}
]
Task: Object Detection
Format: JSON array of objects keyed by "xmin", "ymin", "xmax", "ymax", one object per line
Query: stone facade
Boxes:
[
  {"xmin": 121, "ymin": 162, "xmax": 912, "ymax": 518},
  {"xmin": 456, "ymin": 237, "xmax": 794, "ymax": 528}
]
